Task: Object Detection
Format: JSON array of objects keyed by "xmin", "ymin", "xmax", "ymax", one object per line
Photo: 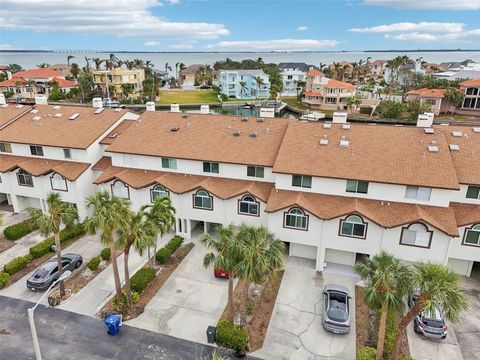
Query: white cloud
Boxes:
[
  {"xmin": 0, "ymin": 0, "xmax": 229, "ymax": 39},
  {"xmin": 364, "ymin": 0, "xmax": 480, "ymax": 10},
  {"xmin": 0, "ymin": 43, "xmax": 22, "ymax": 50},
  {"xmin": 168, "ymin": 43, "xmax": 194, "ymax": 49},
  {"xmin": 206, "ymin": 39, "xmax": 339, "ymax": 51},
  {"xmin": 350, "ymin": 22, "xmax": 464, "ymax": 33},
  {"xmin": 386, "ymin": 29, "xmax": 480, "ymax": 42},
  {"xmin": 144, "ymin": 40, "xmax": 160, "ymax": 46},
  {"xmin": 296, "ymin": 26, "xmax": 308, "ymax": 32}
]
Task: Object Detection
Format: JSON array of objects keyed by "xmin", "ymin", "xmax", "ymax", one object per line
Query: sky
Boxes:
[{"xmin": 0, "ymin": 0, "xmax": 479, "ymax": 52}]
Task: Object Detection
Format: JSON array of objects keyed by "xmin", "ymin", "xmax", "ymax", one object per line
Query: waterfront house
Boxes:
[
  {"xmin": 278, "ymin": 63, "xmax": 308, "ymax": 97},
  {"xmin": 458, "ymin": 79, "xmax": 480, "ymax": 115},
  {"xmin": 406, "ymin": 88, "xmax": 449, "ymax": 115},
  {"xmin": 92, "ymin": 67, "xmax": 145, "ymax": 98},
  {"xmin": 219, "ymin": 70, "xmax": 270, "ymax": 99}
]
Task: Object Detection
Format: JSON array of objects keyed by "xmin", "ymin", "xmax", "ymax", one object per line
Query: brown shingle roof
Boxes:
[
  {"xmin": 273, "ymin": 122, "xmax": 460, "ymax": 190},
  {"xmin": 92, "ymin": 156, "xmax": 112, "ymax": 171},
  {"xmin": 0, "ymin": 104, "xmax": 32, "ymax": 129},
  {"xmin": 0, "ymin": 105, "xmax": 127, "ymax": 149},
  {"xmin": 266, "ymin": 189, "xmax": 458, "ymax": 236},
  {"xmin": 106, "ymin": 112, "xmax": 289, "ymax": 167},
  {"xmin": 0, "ymin": 154, "xmax": 90, "ymax": 181},
  {"xmin": 438, "ymin": 125, "xmax": 480, "ymax": 185},
  {"xmin": 99, "ymin": 120, "xmax": 136, "ymax": 145},
  {"xmin": 459, "ymin": 79, "xmax": 480, "ymax": 87},
  {"xmin": 94, "ymin": 165, "xmax": 274, "ymax": 202},
  {"xmin": 12, "ymin": 68, "xmax": 65, "ymax": 79},
  {"xmin": 450, "ymin": 202, "xmax": 480, "ymax": 227}
]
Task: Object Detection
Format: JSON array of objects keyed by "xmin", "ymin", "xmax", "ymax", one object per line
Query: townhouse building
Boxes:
[
  {"xmin": 458, "ymin": 79, "xmax": 480, "ymax": 115},
  {"xmin": 92, "ymin": 67, "xmax": 145, "ymax": 98},
  {"xmin": 219, "ymin": 70, "xmax": 270, "ymax": 99},
  {"xmin": 277, "ymin": 63, "xmax": 311, "ymax": 97},
  {"xmin": 302, "ymin": 69, "xmax": 356, "ymax": 110},
  {"xmin": 0, "ymin": 102, "xmax": 138, "ymax": 219},
  {"xmin": 1, "ymin": 106, "xmax": 479, "ymax": 277}
]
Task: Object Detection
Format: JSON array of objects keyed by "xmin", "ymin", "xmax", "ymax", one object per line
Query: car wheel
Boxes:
[
  {"xmin": 413, "ymin": 322, "xmax": 418, "ymax": 333},
  {"xmin": 75, "ymin": 260, "xmax": 82, "ymax": 269}
]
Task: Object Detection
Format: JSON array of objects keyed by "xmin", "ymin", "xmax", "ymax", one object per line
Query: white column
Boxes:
[{"xmin": 186, "ymin": 219, "xmax": 192, "ymax": 240}]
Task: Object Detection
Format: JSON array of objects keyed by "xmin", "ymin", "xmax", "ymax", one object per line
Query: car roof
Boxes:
[
  {"xmin": 324, "ymin": 284, "xmax": 349, "ymax": 294},
  {"xmin": 423, "ymin": 307, "xmax": 444, "ymax": 321},
  {"xmin": 38, "ymin": 261, "xmax": 57, "ymax": 271}
]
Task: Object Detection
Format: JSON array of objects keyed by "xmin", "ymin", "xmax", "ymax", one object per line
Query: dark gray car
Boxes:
[
  {"xmin": 26, "ymin": 253, "xmax": 83, "ymax": 291},
  {"xmin": 322, "ymin": 284, "xmax": 351, "ymax": 334}
]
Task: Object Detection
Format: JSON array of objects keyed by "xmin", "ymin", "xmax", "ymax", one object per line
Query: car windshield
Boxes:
[
  {"xmin": 33, "ymin": 269, "xmax": 48, "ymax": 279},
  {"xmin": 423, "ymin": 318, "xmax": 444, "ymax": 328},
  {"xmin": 327, "ymin": 292, "xmax": 348, "ymax": 322}
]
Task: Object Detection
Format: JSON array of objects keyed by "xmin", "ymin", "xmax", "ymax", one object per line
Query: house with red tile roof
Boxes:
[
  {"xmin": 406, "ymin": 88, "xmax": 450, "ymax": 115},
  {"xmin": 458, "ymin": 79, "xmax": 480, "ymax": 115}
]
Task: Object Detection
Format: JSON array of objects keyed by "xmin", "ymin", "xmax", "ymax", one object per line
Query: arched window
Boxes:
[
  {"xmin": 17, "ymin": 169, "xmax": 33, "ymax": 187},
  {"xmin": 340, "ymin": 215, "xmax": 367, "ymax": 238},
  {"xmin": 238, "ymin": 195, "xmax": 259, "ymax": 216},
  {"xmin": 284, "ymin": 207, "xmax": 308, "ymax": 230},
  {"xmin": 50, "ymin": 173, "xmax": 67, "ymax": 191},
  {"xmin": 400, "ymin": 223, "xmax": 432, "ymax": 248},
  {"xmin": 464, "ymin": 224, "xmax": 480, "ymax": 246},
  {"xmin": 193, "ymin": 190, "xmax": 212, "ymax": 210},
  {"xmin": 111, "ymin": 180, "xmax": 129, "ymax": 199},
  {"xmin": 150, "ymin": 184, "xmax": 169, "ymax": 202}
]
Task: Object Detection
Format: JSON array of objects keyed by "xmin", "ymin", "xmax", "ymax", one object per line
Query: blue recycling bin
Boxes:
[{"xmin": 104, "ymin": 313, "xmax": 122, "ymax": 336}]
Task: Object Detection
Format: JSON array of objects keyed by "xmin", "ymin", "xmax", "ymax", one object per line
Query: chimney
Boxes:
[
  {"xmin": 170, "ymin": 104, "xmax": 180, "ymax": 112},
  {"xmin": 146, "ymin": 101, "xmax": 156, "ymax": 112},
  {"xmin": 416, "ymin": 114, "xmax": 433, "ymax": 128},
  {"xmin": 332, "ymin": 111, "xmax": 347, "ymax": 124},
  {"xmin": 35, "ymin": 95, "xmax": 48, "ymax": 105},
  {"xmin": 200, "ymin": 104, "xmax": 209, "ymax": 114},
  {"xmin": 92, "ymin": 97, "xmax": 103, "ymax": 108},
  {"xmin": 0, "ymin": 93, "xmax": 5, "ymax": 105}
]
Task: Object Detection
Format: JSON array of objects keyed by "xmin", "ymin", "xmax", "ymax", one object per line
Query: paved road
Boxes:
[{"xmin": 0, "ymin": 296, "xmax": 259, "ymax": 360}]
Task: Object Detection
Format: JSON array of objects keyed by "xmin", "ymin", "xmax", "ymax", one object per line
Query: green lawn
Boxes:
[
  {"xmin": 158, "ymin": 90, "xmax": 220, "ymax": 104},
  {"xmin": 281, "ymin": 97, "xmax": 309, "ymax": 110}
]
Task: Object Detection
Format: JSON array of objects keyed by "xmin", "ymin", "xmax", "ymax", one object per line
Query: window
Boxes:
[
  {"xmin": 30, "ymin": 145, "xmax": 44, "ymax": 157},
  {"xmin": 0, "ymin": 142, "xmax": 12, "ymax": 153},
  {"xmin": 203, "ymin": 162, "xmax": 219, "ymax": 174},
  {"xmin": 238, "ymin": 195, "xmax": 259, "ymax": 216},
  {"xmin": 247, "ymin": 166, "xmax": 264, "ymax": 178},
  {"xmin": 400, "ymin": 223, "xmax": 432, "ymax": 248},
  {"xmin": 150, "ymin": 184, "xmax": 169, "ymax": 202},
  {"xmin": 50, "ymin": 173, "xmax": 67, "ymax": 191},
  {"xmin": 17, "ymin": 169, "xmax": 33, "ymax": 187},
  {"xmin": 193, "ymin": 190, "xmax": 212, "ymax": 210},
  {"xmin": 405, "ymin": 186, "xmax": 431, "ymax": 201},
  {"xmin": 111, "ymin": 180, "xmax": 129, "ymax": 199},
  {"xmin": 466, "ymin": 186, "xmax": 480, "ymax": 200},
  {"xmin": 346, "ymin": 180, "xmax": 369, "ymax": 194},
  {"xmin": 284, "ymin": 208, "xmax": 308, "ymax": 230},
  {"xmin": 63, "ymin": 148, "xmax": 71, "ymax": 159},
  {"xmin": 292, "ymin": 175, "xmax": 312, "ymax": 188},
  {"xmin": 340, "ymin": 215, "xmax": 367, "ymax": 238},
  {"xmin": 161, "ymin": 157, "xmax": 177, "ymax": 169},
  {"xmin": 463, "ymin": 224, "xmax": 480, "ymax": 246}
]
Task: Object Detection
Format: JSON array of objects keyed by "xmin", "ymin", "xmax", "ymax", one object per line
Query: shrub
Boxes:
[
  {"xmin": 155, "ymin": 247, "xmax": 172, "ymax": 264},
  {"xmin": 3, "ymin": 219, "xmax": 36, "ymax": 240},
  {"xmin": 383, "ymin": 308, "xmax": 398, "ymax": 359},
  {"xmin": 59, "ymin": 223, "xmax": 84, "ymax": 242},
  {"xmin": 30, "ymin": 239, "xmax": 54, "ymax": 259},
  {"xmin": 246, "ymin": 301, "xmax": 255, "ymax": 316},
  {"xmin": 101, "ymin": 247, "xmax": 111, "ymax": 261},
  {"xmin": 357, "ymin": 347, "xmax": 376, "ymax": 360},
  {"xmin": 87, "ymin": 257, "xmax": 101, "ymax": 271},
  {"xmin": 112, "ymin": 289, "xmax": 140, "ymax": 312},
  {"xmin": 166, "ymin": 235, "xmax": 184, "ymax": 253},
  {"xmin": 0, "ymin": 272, "xmax": 10, "ymax": 289},
  {"xmin": 3, "ymin": 256, "xmax": 29, "ymax": 275},
  {"xmin": 130, "ymin": 267, "xmax": 156, "ymax": 293},
  {"xmin": 215, "ymin": 320, "xmax": 249, "ymax": 351}
]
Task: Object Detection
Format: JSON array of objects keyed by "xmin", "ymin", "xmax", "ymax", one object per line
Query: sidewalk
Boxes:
[
  {"xmin": 58, "ymin": 233, "xmax": 172, "ymax": 317},
  {"xmin": 0, "ymin": 230, "xmax": 44, "ymax": 269}
]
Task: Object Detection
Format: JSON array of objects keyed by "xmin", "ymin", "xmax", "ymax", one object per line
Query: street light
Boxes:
[{"xmin": 28, "ymin": 270, "xmax": 71, "ymax": 360}]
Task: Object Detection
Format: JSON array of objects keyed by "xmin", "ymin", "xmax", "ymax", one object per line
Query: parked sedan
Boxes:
[
  {"xmin": 409, "ymin": 291, "xmax": 448, "ymax": 339},
  {"xmin": 214, "ymin": 268, "xmax": 229, "ymax": 279},
  {"xmin": 26, "ymin": 253, "xmax": 83, "ymax": 291},
  {"xmin": 322, "ymin": 284, "xmax": 351, "ymax": 334}
]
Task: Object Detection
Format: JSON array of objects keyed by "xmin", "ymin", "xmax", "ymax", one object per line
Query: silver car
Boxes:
[
  {"xmin": 322, "ymin": 284, "xmax": 351, "ymax": 334},
  {"xmin": 26, "ymin": 253, "xmax": 83, "ymax": 291}
]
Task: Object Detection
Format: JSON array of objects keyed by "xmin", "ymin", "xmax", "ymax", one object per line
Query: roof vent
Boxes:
[
  {"xmin": 54, "ymin": 113, "xmax": 62, "ymax": 118},
  {"xmin": 428, "ymin": 145, "xmax": 439, "ymax": 152},
  {"xmin": 52, "ymin": 105, "xmax": 61, "ymax": 110},
  {"xmin": 424, "ymin": 128, "xmax": 434, "ymax": 134},
  {"xmin": 241, "ymin": 117, "xmax": 248, "ymax": 122},
  {"xmin": 114, "ymin": 108, "xmax": 122, "ymax": 112},
  {"xmin": 233, "ymin": 131, "xmax": 241, "ymax": 137},
  {"xmin": 339, "ymin": 138, "xmax": 349, "ymax": 147},
  {"xmin": 368, "ymin": 123, "xmax": 377, "ymax": 126},
  {"xmin": 30, "ymin": 109, "xmax": 39, "ymax": 114},
  {"xmin": 342, "ymin": 124, "xmax": 351, "ymax": 130},
  {"xmin": 170, "ymin": 126, "xmax": 179, "ymax": 132},
  {"xmin": 323, "ymin": 123, "xmax": 332, "ymax": 129},
  {"xmin": 320, "ymin": 135, "xmax": 328, "ymax": 145},
  {"xmin": 452, "ymin": 131, "xmax": 462, "ymax": 137},
  {"xmin": 249, "ymin": 131, "xmax": 258, "ymax": 138},
  {"xmin": 16, "ymin": 104, "xmax": 24, "ymax": 108},
  {"xmin": 109, "ymin": 133, "xmax": 118, "ymax": 138},
  {"xmin": 69, "ymin": 113, "xmax": 80, "ymax": 120},
  {"xmin": 182, "ymin": 113, "xmax": 189, "ymax": 118},
  {"xmin": 32, "ymin": 116, "xmax": 41, "ymax": 121},
  {"xmin": 257, "ymin": 117, "xmax": 265, "ymax": 123},
  {"xmin": 94, "ymin": 107, "xmax": 105, "ymax": 114},
  {"xmin": 473, "ymin": 127, "xmax": 480, "ymax": 133},
  {"xmin": 449, "ymin": 144, "xmax": 460, "ymax": 151}
]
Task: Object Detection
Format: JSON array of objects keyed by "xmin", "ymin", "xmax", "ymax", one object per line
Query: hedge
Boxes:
[
  {"xmin": 100, "ymin": 247, "xmax": 111, "ymax": 261},
  {"xmin": 357, "ymin": 347, "xmax": 376, "ymax": 360},
  {"xmin": 215, "ymin": 320, "xmax": 249, "ymax": 351},
  {"xmin": 155, "ymin": 247, "xmax": 172, "ymax": 264},
  {"xmin": 3, "ymin": 256, "xmax": 29, "ymax": 275},
  {"xmin": 3, "ymin": 219, "xmax": 36, "ymax": 240},
  {"xmin": 87, "ymin": 256, "xmax": 101, "ymax": 271},
  {"xmin": 166, "ymin": 235, "xmax": 184, "ymax": 253},
  {"xmin": 29, "ymin": 224, "xmax": 84, "ymax": 259},
  {"xmin": 0, "ymin": 272, "xmax": 10, "ymax": 289},
  {"xmin": 130, "ymin": 267, "xmax": 156, "ymax": 293}
]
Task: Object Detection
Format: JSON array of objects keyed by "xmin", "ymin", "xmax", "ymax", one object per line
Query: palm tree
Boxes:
[
  {"xmin": 255, "ymin": 57, "xmax": 264, "ymax": 68},
  {"xmin": 29, "ymin": 193, "xmax": 78, "ymax": 297},
  {"xmin": 121, "ymin": 83, "xmax": 134, "ymax": 100},
  {"xmin": 165, "ymin": 62, "xmax": 172, "ymax": 73},
  {"xmin": 254, "ymin": 76, "xmax": 264, "ymax": 97},
  {"xmin": 67, "ymin": 55, "xmax": 75, "ymax": 67},
  {"xmin": 201, "ymin": 225, "xmax": 240, "ymax": 321},
  {"xmin": 354, "ymin": 252, "xmax": 411, "ymax": 360},
  {"xmin": 235, "ymin": 226, "xmax": 284, "ymax": 323},
  {"xmin": 239, "ymin": 80, "xmax": 248, "ymax": 98},
  {"xmin": 37, "ymin": 63, "xmax": 50, "ymax": 68},
  {"xmin": 145, "ymin": 196, "xmax": 175, "ymax": 265},
  {"xmin": 26, "ymin": 79, "xmax": 37, "ymax": 98},
  {"xmin": 70, "ymin": 63, "xmax": 80, "ymax": 79},
  {"xmin": 389, "ymin": 263, "xmax": 469, "ymax": 360},
  {"xmin": 318, "ymin": 62, "xmax": 327, "ymax": 72},
  {"xmin": 175, "ymin": 62, "xmax": 180, "ymax": 79},
  {"xmin": 84, "ymin": 57, "xmax": 91, "ymax": 70},
  {"xmin": 91, "ymin": 58, "xmax": 103, "ymax": 71},
  {"xmin": 84, "ymin": 191, "xmax": 130, "ymax": 300}
]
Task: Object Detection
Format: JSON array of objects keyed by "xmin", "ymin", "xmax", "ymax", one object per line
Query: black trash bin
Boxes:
[{"xmin": 206, "ymin": 325, "xmax": 216, "ymax": 344}]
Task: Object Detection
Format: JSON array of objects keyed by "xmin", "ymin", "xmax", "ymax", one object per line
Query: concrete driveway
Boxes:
[
  {"xmin": 0, "ymin": 210, "xmax": 29, "ymax": 230},
  {"xmin": 407, "ymin": 272, "xmax": 480, "ymax": 360},
  {"xmin": 0, "ymin": 233, "xmax": 103, "ymax": 305},
  {"xmin": 252, "ymin": 257, "xmax": 357, "ymax": 360},
  {"xmin": 126, "ymin": 233, "xmax": 232, "ymax": 345}
]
